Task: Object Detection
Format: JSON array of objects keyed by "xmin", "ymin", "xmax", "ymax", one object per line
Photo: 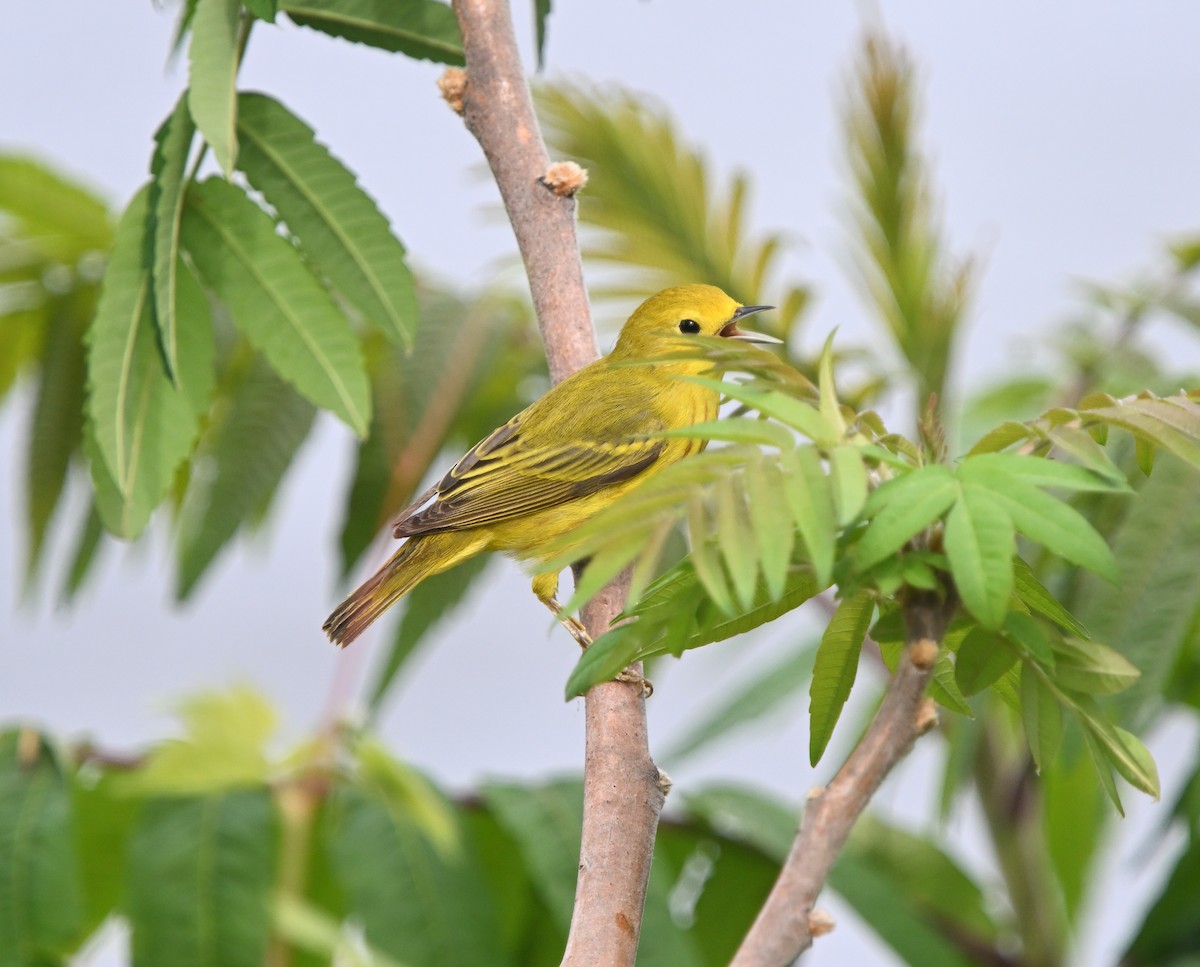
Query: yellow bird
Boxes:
[{"xmin": 324, "ymin": 284, "xmax": 777, "ymax": 647}]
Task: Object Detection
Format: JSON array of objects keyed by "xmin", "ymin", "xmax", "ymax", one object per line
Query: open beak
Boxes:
[{"xmin": 719, "ymin": 304, "xmax": 782, "ymax": 344}]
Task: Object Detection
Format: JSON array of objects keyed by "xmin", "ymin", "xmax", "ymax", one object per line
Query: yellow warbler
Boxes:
[{"xmin": 324, "ymin": 284, "xmax": 776, "ymax": 647}]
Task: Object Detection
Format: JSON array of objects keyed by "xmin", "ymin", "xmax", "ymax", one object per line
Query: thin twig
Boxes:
[
  {"xmin": 730, "ymin": 595, "xmax": 953, "ymax": 966},
  {"xmin": 448, "ymin": 2, "xmax": 665, "ymax": 964}
]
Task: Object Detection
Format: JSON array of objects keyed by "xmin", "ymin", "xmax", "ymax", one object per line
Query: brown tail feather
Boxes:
[{"xmin": 323, "ymin": 532, "xmax": 486, "ymax": 647}]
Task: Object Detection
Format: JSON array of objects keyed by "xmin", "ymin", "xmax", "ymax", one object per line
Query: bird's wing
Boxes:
[{"xmin": 392, "ymin": 410, "xmax": 666, "ymax": 537}]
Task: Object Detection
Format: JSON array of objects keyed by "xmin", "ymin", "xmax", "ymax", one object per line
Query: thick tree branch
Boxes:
[
  {"xmin": 448, "ymin": 3, "xmax": 664, "ymax": 964},
  {"xmin": 731, "ymin": 596, "xmax": 953, "ymax": 967}
]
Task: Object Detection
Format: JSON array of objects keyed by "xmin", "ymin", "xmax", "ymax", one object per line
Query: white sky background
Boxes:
[{"xmin": 3, "ymin": 2, "xmax": 1200, "ymax": 965}]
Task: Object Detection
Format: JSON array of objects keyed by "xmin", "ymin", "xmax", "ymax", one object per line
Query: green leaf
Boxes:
[
  {"xmin": 1048, "ymin": 425, "xmax": 1126, "ymax": 482},
  {"xmin": 328, "ymin": 785, "xmax": 500, "ymax": 967},
  {"xmin": 966, "ymin": 420, "xmax": 1032, "ymax": 456},
  {"xmin": 533, "ymin": 0, "xmax": 551, "ymax": 68},
  {"xmin": 244, "ymin": 0, "xmax": 278, "ymax": 20},
  {"xmin": 929, "ymin": 652, "xmax": 973, "ymax": 715},
  {"xmin": 24, "ymin": 300, "xmax": 87, "ymax": 576},
  {"xmin": 86, "ymin": 188, "xmax": 213, "ymax": 538},
  {"xmin": 809, "ymin": 589, "xmax": 873, "ymax": 765},
  {"xmin": 366, "ymin": 555, "xmax": 491, "ymax": 714},
  {"xmin": 1085, "ymin": 398, "xmax": 1200, "ymax": 472},
  {"xmin": 664, "ymin": 640, "xmax": 817, "ymax": 763},
  {"xmin": 483, "ymin": 780, "xmax": 581, "ymax": 926},
  {"xmin": 1049, "ymin": 638, "xmax": 1141, "ymax": 696},
  {"xmin": 688, "ymin": 497, "xmax": 734, "ymax": 615},
  {"xmin": 978, "ymin": 471, "xmax": 1118, "ymax": 581},
  {"xmin": 1002, "ymin": 611, "xmax": 1055, "ymax": 666},
  {"xmin": 1012, "ymin": 555, "xmax": 1091, "ymax": 639},
  {"xmin": 182, "ymin": 177, "xmax": 370, "ymax": 434},
  {"xmin": 149, "ymin": 93, "xmax": 197, "ymax": 382},
  {"xmin": 745, "ymin": 455, "xmax": 793, "ymax": 600},
  {"xmin": 715, "ymin": 474, "xmax": 758, "ymax": 610},
  {"xmin": 0, "ymin": 155, "xmax": 113, "ymax": 257},
  {"xmin": 61, "ymin": 501, "xmax": 106, "ymax": 603},
  {"xmin": 780, "ymin": 445, "xmax": 835, "ymax": 585},
  {"xmin": 943, "ymin": 483, "xmax": 1013, "ymax": 629},
  {"xmin": 272, "ymin": 896, "xmax": 404, "ymax": 967},
  {"xmin": 73, "ymin": 772, "xmax": 138, "ymax": 939},
  {"xmin": 854, "ymin": 465, "xmax": 958, "ymax": 571},
  {"xmin": 958, "ymin": 452, "xmax": 1131, "ymax": 493},
  {"xmin": 1072, "ymin": 696, "xmax": 1160, "ymax": 799},
  {"xmin": 828, "ymin": 444, "xmax": 867, "ymax": 526},
  {"xmin": 816, "ymin": 330, "xmax": 846, "ymax": 437},
  {"xmin": 661, "ymin": 416, "xmax": 794, "ymax": 450},
  {"xmin": 235, "ymin": 92, "xmax": 417, "ymax": 344},
  {"xmin": 1020, "ymin": 665, "xmax": 1062, "ymax": 774},
  {"xmin": 0, "ymin": 732, "xmax": 85, "ymax": 962},
  {"xmin": 682, "ymin": 785, "xmax": 797, "ymax": 863},
  {"xmin": 188, "ymin": 0, "xmax": 242, "ymax": 177},
  {"xmin": 953, "ymin": 628, "xmax": 1017, "ymax": 697},
  {"xmin": 176, "ymin": 355, "xmax": 316, "ymax": 599},
  {"xmin": 281, "ymin": 0, "xmax": 466, "ymax": 64},
  {"xmin": 126, "ymin": 791, "xmax": 276, "ymax": 967},
  {"xmin": 118, "ymin": 688, "xmax": 277, "ymax": 795}
]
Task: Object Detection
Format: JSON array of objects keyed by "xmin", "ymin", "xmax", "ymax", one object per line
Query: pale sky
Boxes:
[{"xmin": 3, "ymin": 3, "xmax": 1200, "ymax": 964}]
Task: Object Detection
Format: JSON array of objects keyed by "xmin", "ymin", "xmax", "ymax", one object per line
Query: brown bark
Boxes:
[{"xmin": 448, "ymin": 3, "xmax": 665, "ymax": 964}]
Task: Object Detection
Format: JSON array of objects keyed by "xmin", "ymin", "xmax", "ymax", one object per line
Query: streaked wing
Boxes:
[{"xmin": 392, "ymin": 412, "xmax": 665, "ymax": 537}]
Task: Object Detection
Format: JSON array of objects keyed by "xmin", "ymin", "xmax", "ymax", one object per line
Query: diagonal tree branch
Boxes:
[
  {"xmin": 731, "ymin": 595, "xmax": 954, "ymax": 966},
  {"xmin": 448, "ymin": 2, "xmax": 666, "ymax": 964}
]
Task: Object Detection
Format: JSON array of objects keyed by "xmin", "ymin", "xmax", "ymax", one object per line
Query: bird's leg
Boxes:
[{"xmin": 532, "ymin": 570, "xmax": 652, "ymax": 697}]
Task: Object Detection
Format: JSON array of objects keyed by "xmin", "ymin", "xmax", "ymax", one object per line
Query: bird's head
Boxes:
[{"xmin": 610, "ymin": 284, "xmax": 779, "ymax": 363}]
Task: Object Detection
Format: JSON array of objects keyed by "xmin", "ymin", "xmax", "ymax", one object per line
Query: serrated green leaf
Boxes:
[
  {"xmin": 1012, "ymin": 555, "xmax": 1090, "ymax": 639},
  {"xmin": 745, "ymin": 455, "xmax": 792, "ymax": 600},
  {"xmin": 665, "ymin": 639, "xmax": 818, "ymax": 763},
  {"xmin": 943, "ymin": 483, "xmax": 1013, "ymax": 629},
  {"xmin": 958, "ymin": 451, "xmax": 1131, "ymax": 493},
  {"xmin": 188, "ymin": 0, "xmax": 242, "ymax": 177},
  {"xmin": 1020, "ymin": 665, "xmax": 1062, "ymax": 774},
  {"xmin": 126, "ymin": 791, "xmax": 275, "ymax": 967},
  {"xmin": 0, "ymin": 732, "xmax": 85, "ymax": 962},
  {"xmin": 1086, "ymin": 399, "xmax": 1200, "ymax": 472},
  {"xmin": 149, "ymin": 93, "xmax": 197, "ymax": 382},
  {"xmin": 929, "ymin": 652, "xmax": 973, "ymax": 715},
  {"xmin": 281, "ymin": 0, "xmax": 465, "ymax": 64},
  {"xmin": 780, "ymin": 445, "xmax": 835, "ymax": 585},
  {"xmin": 978, "ymin": 471, "xmax": 1118, "ymax": 581},
  {"xmin": 828, "ymin": 444, "xmax": 867, "ymax": 526},
  {"xmin": 1048, "ymin": 425, "xmax": 1126, "ymax": 482},
  {"xmin": 87, "ymin": 188, "xmax": 212, "ymax": 538},
  {"xmin": 1050, "ymin": 638, "xmax": 1141, "ymax": 695},
  {"xmin": 182, "ymin": 177, "xmax": 370, "ymax": 434},
  {"xmin": 954, "ymin": 627, "xmax": 1017, "ymax": 697},
  {"xmin": 809, "ymin": 589, "xmax": 873, "ymax": 766},
  {"xmin": 236, "ymin": 92, "xmax": 417, "ymax": 344},
  {"xmin": 854, "ymin": 465, "xmax": 957, "ymax": 571},
  {"xmin": 688, "ymin": 496, "xmax": 734, "ymax": 614},
  {"xmin": 176, "ymin": 354, "xmax": 316, "ymax": 599},
  {"xmin": 328, "ymin": 786, "xmax": 499, "ymax": 967}
]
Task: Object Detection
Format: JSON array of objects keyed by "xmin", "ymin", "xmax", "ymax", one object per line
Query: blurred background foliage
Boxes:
[{"xmin": 3, "ymin": 4, "xmax": 1200, "ymax": 967}]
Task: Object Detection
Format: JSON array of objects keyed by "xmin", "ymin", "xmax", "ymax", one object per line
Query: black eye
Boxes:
[{"xmin": 678, "ymin": 319, "xmax": 701, "ymax": 334}]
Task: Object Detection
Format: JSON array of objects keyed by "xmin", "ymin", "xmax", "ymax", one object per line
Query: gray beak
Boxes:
[{"xmin": 719, "ymin": 304, "xmax": 782, "ymax": 344}]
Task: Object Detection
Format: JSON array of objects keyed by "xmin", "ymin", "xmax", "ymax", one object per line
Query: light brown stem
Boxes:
[
  {"xmin": 449, "ymin": 2, "xmax": 663, "ymax": 964},
  {"xmin": 730, "ymin": 597, "xmax": 952, "ymax": 967}
]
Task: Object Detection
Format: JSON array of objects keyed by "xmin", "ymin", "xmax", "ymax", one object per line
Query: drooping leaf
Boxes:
[
  {"xmin": 1071, "ymin": 696, "xmax": 1160, "ymax": 800},
  {"xmin": 1020, "ymin": 665, "xmax": 1063, "ymax": 774},
  {"xmin": 943, "ymin": 483, "xmax": 1014, "ymax": 629},
  {"xmin": 809, "ymin": 589, "xmax": 874, "ymax": 765},
  {"xmin": 188, "ymin": 0, "xmax": 242, "ymax": 176},
  {"xmin": 182, "ymin": 177, "xmax": 369, "ymax": 434},
  {"xmin": 86, "ymin": 188, "xmax": 213, "ymax": 538},
  {"xmin": 235, "ymin": 92, "xmax": 417, "ymax": 344},
  {"xmin": 126, "ymin": 790, "xmax": 276, "ymax": 967},
  {"xmin": 0, "ymin": 732, "xmax": 85, "ymax": 963},
  {"xmin": 1012, "ymin": 555, "xmax": 1090, "ymax": 639},
  {"xmin": 149, "ymin": 92, "xmax": 197, "ymax": 381},
  {"xmin": 828, "ymin": 444, "xmax": 867, "ymax": 526},
  {"xmin": 854, "ymin": 464, "xmax": 958, "ymax": 571},
  {"xmin": 0, "ymin": 155, "xmax": 113, "ymax": 258},
  {"xmin": 281, "ymin": 0, "xmax": 465, "ymax": 64},
  {"xmin": 744, "ymin": 455, "xmax": 793, "ymax": 601},
  {"xmin": 175, "ymin": 353, "xmax": 316, "ymax": 599},
  {"xmin": 24, "ymin": 297, "xmax": 88, "ymax": 577},
  {"xmin": 781, "ymin": 445, "xmax": 835, "ymax": 585},
  {"xmin": 61, "ymin": 501, "xmax": 106, "ymax": 603}
]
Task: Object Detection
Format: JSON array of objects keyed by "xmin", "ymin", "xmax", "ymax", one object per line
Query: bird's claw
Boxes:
[{"xmin": 616, "ymin": 667, "xmax": 654, "ymax": 698}]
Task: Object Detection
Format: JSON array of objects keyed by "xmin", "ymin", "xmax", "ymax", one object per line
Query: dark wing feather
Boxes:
[{"xmin": 392, "ymin": 411, "xmax": 665, "ymax": 537}]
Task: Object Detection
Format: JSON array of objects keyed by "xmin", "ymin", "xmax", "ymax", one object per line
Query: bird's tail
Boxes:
[{"xmin": 323, "ymin": 531, "xmax": 487, "ymax": 647}]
